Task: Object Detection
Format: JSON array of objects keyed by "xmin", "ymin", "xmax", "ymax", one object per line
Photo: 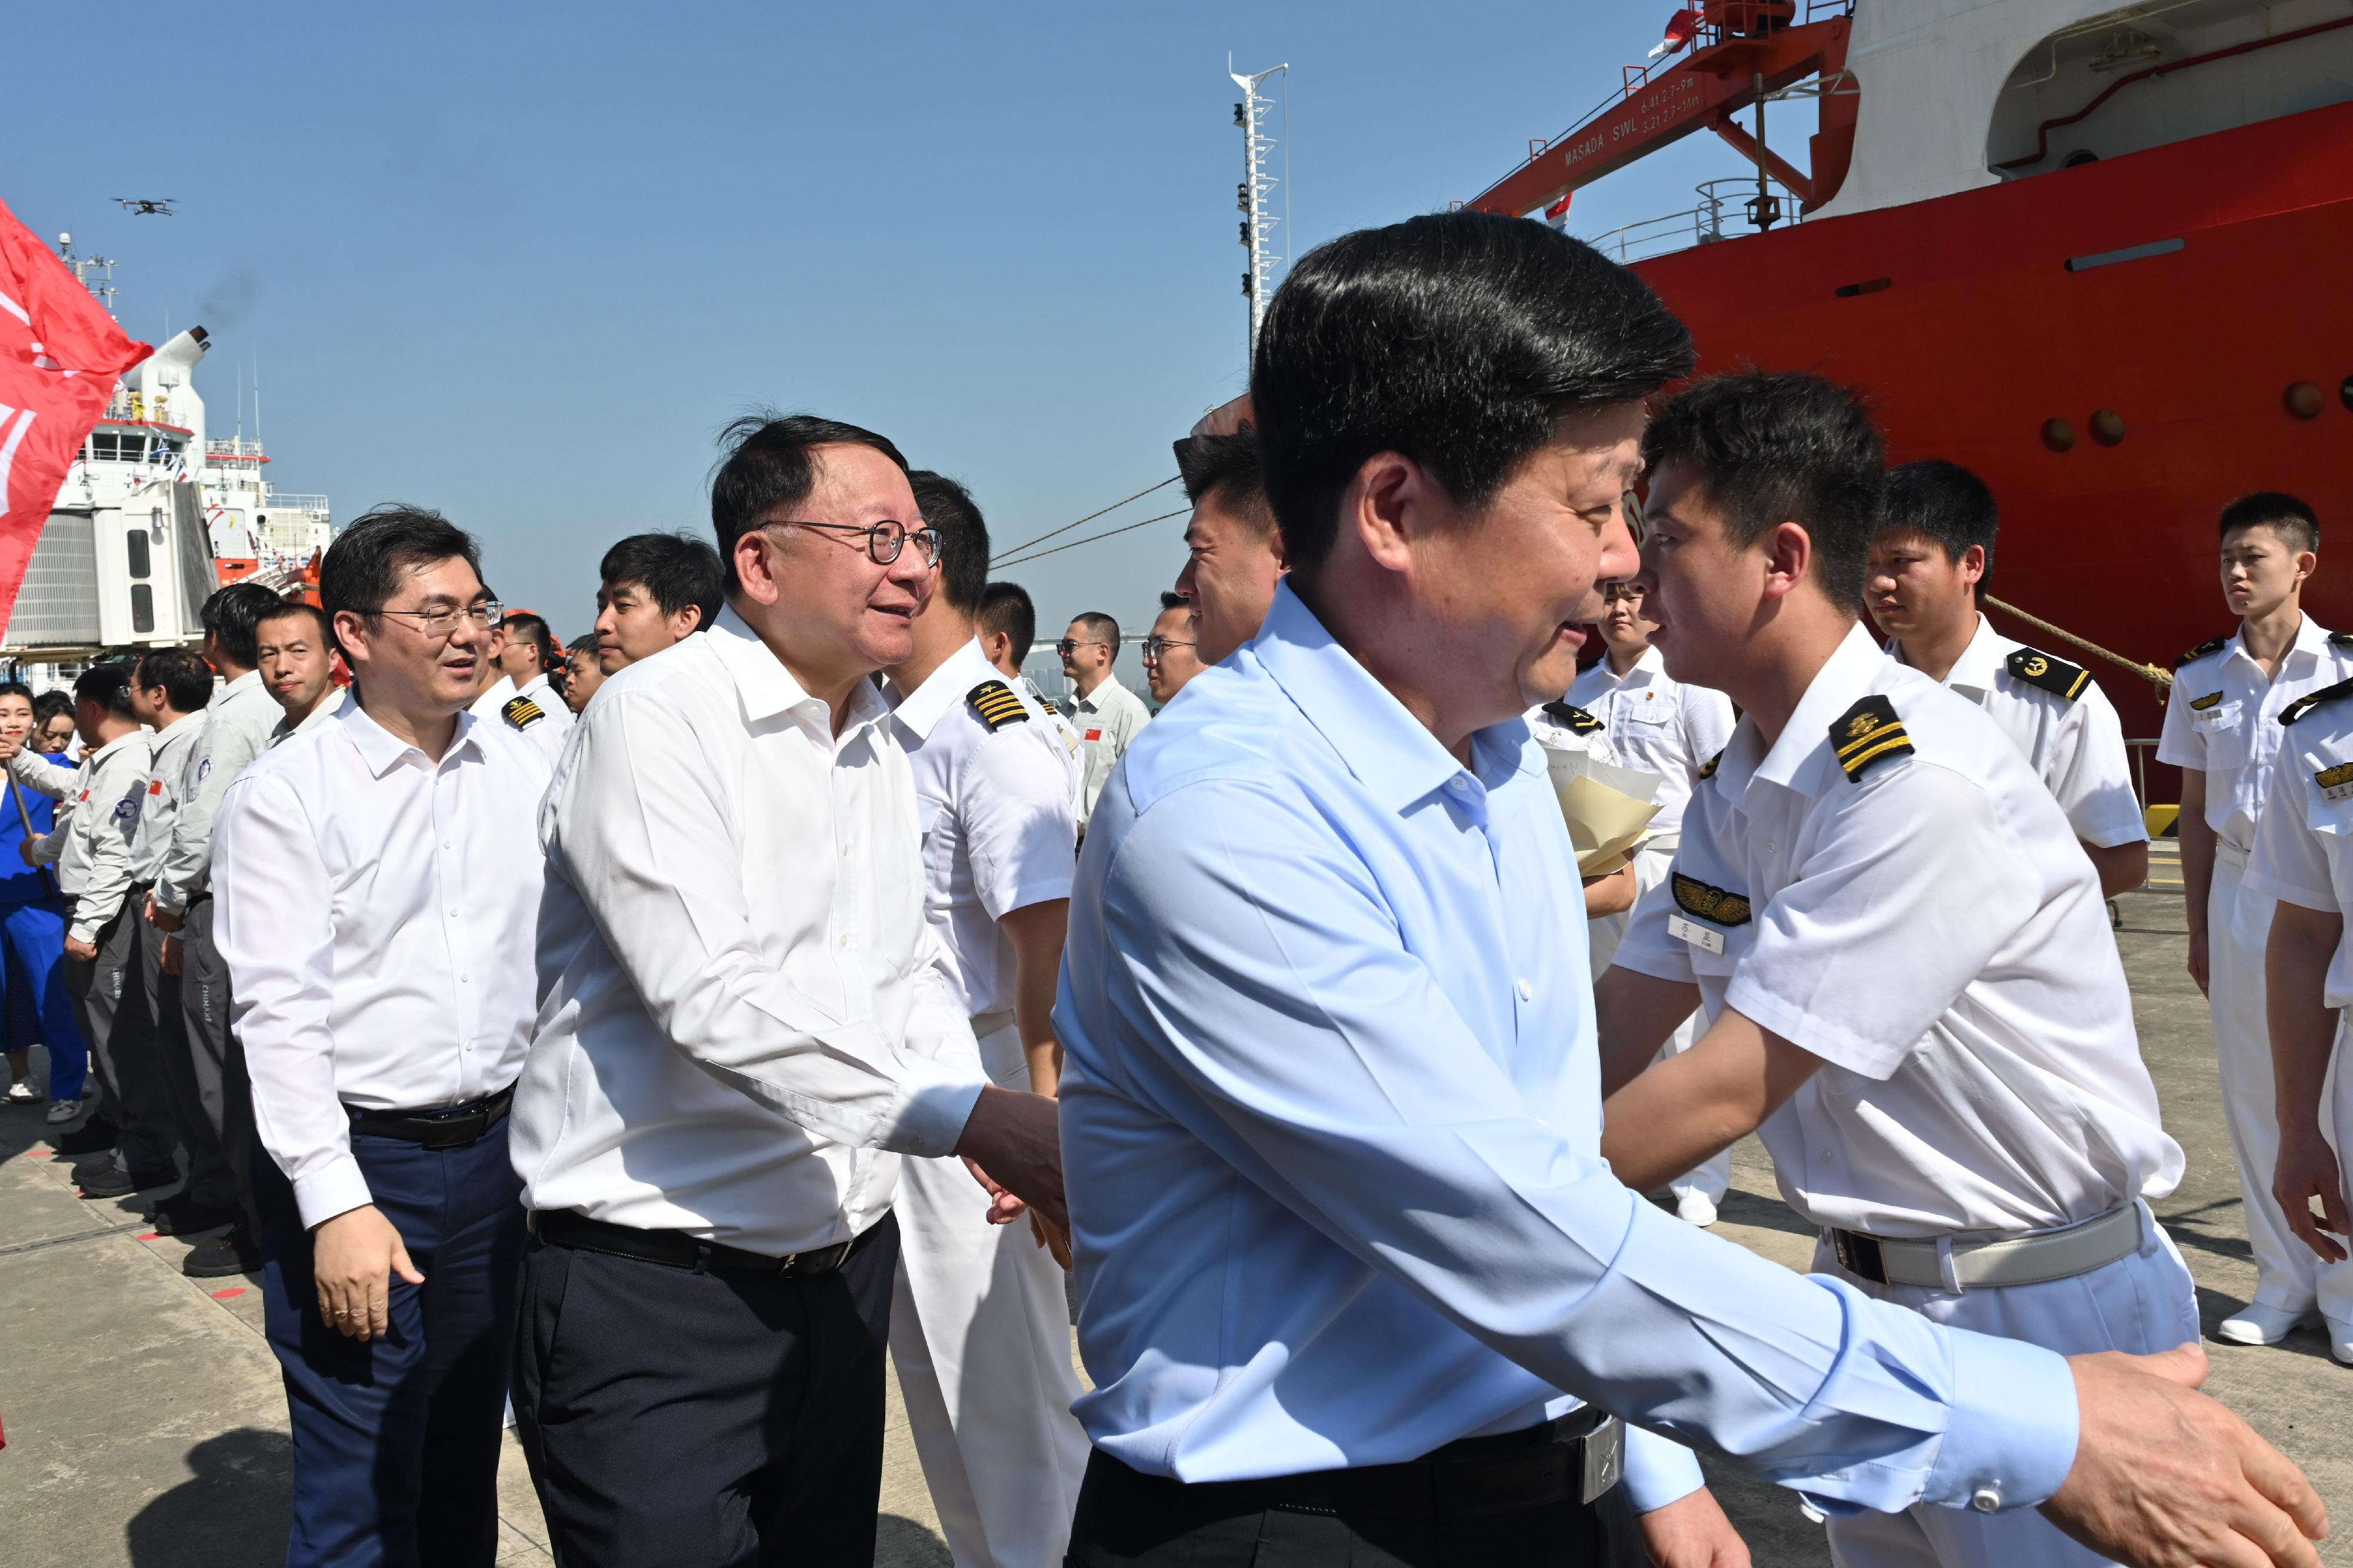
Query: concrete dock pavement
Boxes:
[{"xmin": 4, "ymin": 866, "xmax": 2348, "ymax": 1566}]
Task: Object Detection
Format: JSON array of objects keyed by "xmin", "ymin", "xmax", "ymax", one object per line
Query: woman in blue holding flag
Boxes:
[{"xmin": 0, "ymin": 681, "xmax": 88, "ymax": 1124}]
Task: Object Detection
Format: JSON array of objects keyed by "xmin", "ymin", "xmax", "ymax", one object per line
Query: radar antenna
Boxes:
[
  {"xmin": 55, "ymin": 233, "xmax": 118, "ymax": 312},
  {"xmin": 1229, "ymin": 58, "xmax": 1289, "ymax": 366}
]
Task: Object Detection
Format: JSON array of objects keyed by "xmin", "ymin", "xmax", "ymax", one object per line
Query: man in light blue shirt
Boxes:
[{"xmin": 1055, "ymin": 212, "xmax": 2326, "ymax": 1568}]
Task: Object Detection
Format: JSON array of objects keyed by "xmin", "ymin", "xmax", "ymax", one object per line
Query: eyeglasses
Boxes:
[
  {"xmin": 1141, "ymin": 637, "xmax": 1196, "ymax": 662},
  {"xmin": 373, "ymin": 600, "xmax": 504, "ymax": 638},
  {"xmin": 1055, "ymin": 638, "xmax": 1109, "ymax": 656},
  {"xmin": 768, "ymin": 519, "xmax": 942, "ymax": 566}
]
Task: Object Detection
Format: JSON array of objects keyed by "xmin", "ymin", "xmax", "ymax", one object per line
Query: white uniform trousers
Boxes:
[
  {"xmin": 2209, "ymin": 845, "xmax": 2349, "ymax": 1314},
  {"xmin": 2314, "ymin": 1016, "xmax": 2353, "ymax": 1326},
  {"xmin": 890, "ymin": 1020, "xmax": 1089, "ymax": 1568},
  {"xmin": 1593, "ymin": 844, "xmax": 1730, "ymax": 1205},
  {"xmin": 1819, "ymin": 1204, "xmax": 2198, "ymax": 1568}
]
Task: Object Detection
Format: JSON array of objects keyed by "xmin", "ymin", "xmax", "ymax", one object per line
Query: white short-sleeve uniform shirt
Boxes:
[
  {"xmin": 1567, "ymin": 646, "xmax": 1735, "ymax": 839},
  {"xmin": 2248, "ymin": 679, "xmax": 2353, "ymax": 1005},
  {"xmin": 1613, "ymin": 625, "xmax": 2184, "ymax": 1239},
  {"xmin": 2158, "ymin": 616, "xmax": 2353, "ymax": 849},
  {"xmin": 1895, "ymin": 615, "xmax": 2147, "ymax": 849}
]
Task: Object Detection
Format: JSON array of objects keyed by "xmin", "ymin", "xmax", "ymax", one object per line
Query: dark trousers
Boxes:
[
  {"xmin": 0, "ymin": 896, "xmax": 87, "ymax": 1099},
  {"xmin": 1064, "ymin": 1447, "xmax": 1610, "ymax": 1568},
  {"xmin": 514, "ymin": 1212, "xmax": 900, "ymax": 1568},
  {"xmin": 65, "ymin": 890, "xmax": 178, "ymax": 1172},
  {"xmin": 168, "ymin": 898, "xmax": 256, "ymax": 1219},
  {"xmin": 254, "ymin": 1116, "xmax": 526, "ymax": 1568}
]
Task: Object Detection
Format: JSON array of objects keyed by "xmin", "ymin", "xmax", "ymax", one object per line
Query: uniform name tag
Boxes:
[
  {"xmin": 1667, "ymin": 913, "xmax": 1724, "ymax": 955},
  {"xmin": 2319, "ymin": 762, "xmax": 2353, "ymax": 803}
]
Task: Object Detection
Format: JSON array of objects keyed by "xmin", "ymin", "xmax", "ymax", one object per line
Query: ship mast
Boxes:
[
  {"xmin": 1230, "ymin": 59, "xmax": 1289, "ymax": 366},
  {"xmin": 55, "ymin": 233, "xmax": 119, "ymax": 314}
]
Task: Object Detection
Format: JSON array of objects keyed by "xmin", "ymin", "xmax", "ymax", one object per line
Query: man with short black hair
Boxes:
[
  {"xmin": 1142, "ymin": 591, "xmax": 1202, "ymax": 706},
  {"xmin": 1058, "ymin": 213, "xmax": 2320, "ymax": 1568},
  {"xmin": 218, "ymin": 505, "xmax": 550, "ymax": 1567},
  {"xmin": 2159, "ymin": 489, "xmax": 2353, "ymax": 1350},
  {"xmin": 1174, "ymin": 427, "xmax": 1285, "ymax": 666},
  {"xmin": 496, "ymin": 609, "xmax": 571, "ymax": 737},
  {"xmin": 513, "ymin": 415, "xmax": 1065, "ymax": 1566},
  {"xmin": 1867, "ymin": 460, "xmax": 2148, "ymax": 898},
  {"xmin": 1058, "ymin": 612, "xmax": 1148, "ymax": 825},
  {"xmin": 150, "ymin": 578, "xmax": 299, "ymax": 1278},
  {"xmin": 594, "ymin": 531, "xmax": 724, "ymax": 672},
  {"xmin": 256, "ymin": 602, "xmax": 346, "ymax": 745},
  {"xmin": 560, "ymin": 632, "xmax": 603, "ymax": 715},
  {"xmin": 979, "ymin": 582, "xmax": 1083, "ymax": 755},
  {"xmin": 466, "ymin": 591, "xmax": 566, "ymax": 766}
]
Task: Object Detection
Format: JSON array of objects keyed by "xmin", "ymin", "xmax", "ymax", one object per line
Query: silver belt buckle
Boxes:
[{"xmin": 1579, "ymin": 1416, "xmax": 1624, "ymax": 1504}]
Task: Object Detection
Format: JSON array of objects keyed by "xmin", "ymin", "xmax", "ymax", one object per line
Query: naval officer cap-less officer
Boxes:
[
  {"xmin": 882, "ymin": 471, "xmax": 1089, "ymax": 1568},
  {"xmin": 2158, "ymin": 491, "xmax": 2353, "ymax": 1351},
  {"xmin": 2248, "ymin": 672, "xmax": 2353, "ymax": 1366},
  {"xmin": 1867, "ymin": 459, "xmax": 2149, "ymax": 899},
  {"xmin": 1597, "ymin": 373, "xmax": 2224, "ymax": 1568},
  {"xmin": 465, "ymin": 592, "xmax": 566, "ymax": 768}
]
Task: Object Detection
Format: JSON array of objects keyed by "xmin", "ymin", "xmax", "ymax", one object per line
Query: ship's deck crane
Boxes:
[{"xmin": 1466, "ymin": 1, "xmax": 1856, "ymax": 223}]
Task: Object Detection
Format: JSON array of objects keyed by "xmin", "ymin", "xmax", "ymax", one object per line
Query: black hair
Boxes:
[
  {"xmin": 1174, "ymin": 430, "xmax": 1277, "ymax": 542},
  {"xmin": 1641, "ymin": 371, "xmax": 1885, "ymax": 616},
  {"xmin": 320, "ymin": 505, "xmax": 484, "ymax": 658},
  {"xmin": 2219, "ymin": 491, "xmax": 2319, "ymax": 556},
  {"xmin": 976, "ymin": 582, "xmax": 1036, "ymax": 667},
  {"xmin": 908, "ymin": 471, "xmax": 989, "ymax": 614},
  {"xmin": 1159, "ymin": 590, "xmax": 1189, "ymax": 611},
  {"xmin": 31, "ymin": 691, "xmax": 72, "ymax": 730},
  {"xmin": 0, "ymin": 681, "xmax": 30, "ymax": 709},
  {"xmin": 73, "ymin": 660, "xmax": 139, "ymax": 719},
  {"xmin": 201, "ymin": 580, "xmax": 294, "ymax": 670},
  {"xmin": 501, "ymin": 610, "xmax": 559, "ymax": 672},
  {"xmin": 709, "ymin": 413, "xmax": 908, "ymax": 594},
  {"xmin": 1876, "ymin": 460, "xmax": 2000, "ymax": 596},
  {"xmin": 256, "ymin": 600, "xmax": 332, "ymax": 645},
  {"xmin": 134, "ymin": 647, "xmax": 217, "ymax": 713},
  {"xmin": 567, "ymin": 630, "xmax": 598, "ymax": 655},
  {"xmin": 599, "ymin": 532, "xmax": 724, "ymax": 634},
  {"xmin": 1071, "ymin": 611, "xmax": 1121, "ymax": 665},
  {"xmin": 1251, "ymin": 211, "xmax": 1694, "ymax": 577}
]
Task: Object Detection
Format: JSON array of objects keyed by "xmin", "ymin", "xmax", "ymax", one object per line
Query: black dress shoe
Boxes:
[
  {"xmin": 49, "ymin": 1116, "xmax": 119, "ymax": 1156},
  {"xmin": 182, "ymin": 1227, "xmax": 261, "ymax": 1279},
  {"xmin": 152, "ymin": 1195, "xmax": 239, "ymax": 1237},
  {"xmin": 78, "ymin": 1160, "xmax": 176, "ymax": 1199}
]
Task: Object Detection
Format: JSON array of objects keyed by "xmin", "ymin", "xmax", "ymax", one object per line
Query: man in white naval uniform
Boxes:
[
  {"xmin": 466, "ymin": 597, "xmax": 566, "ymax": 768},
  {"xmin": 883, "ymin": 472, "xmax": 1088, "ymax": 1568},
  {"xmin": 2158, "ymin": 491, "xmax": 2353, "ymax": 1349},
  {"xmin": 1868, "ymin": 459, "xmax": 2149, "ymax": 899},
  {"xmin": 1569, "ymin": 578, "xmax": 1735, "ymax": 1225},
  {"xmin": 495, "ymin": 609, "xmax": 573, "ymax": 739},
  {"xmin": 2248, "ymin": 669, "xmax": 2353, "ymax": 1366},
  {"xmin": 1599, "ymin": 372, "xmax": 2198, "ymax": 1568}
]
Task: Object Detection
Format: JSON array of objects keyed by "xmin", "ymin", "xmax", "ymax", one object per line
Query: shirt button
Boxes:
[
  {"xmin": 1516, "ymin": 979, "xmax": 1533, "ymax": 1002},
  {"xmin": 1765, "ymin": 842, "xmax": 1776, "ymax": 855},
  {"xmin": 459, "ymin": 973, "xmax": 471, "ymax": 983},
  {"xmin": 1971, "ymin": 1487, "xmax": 2001, "ymax": 1514}
]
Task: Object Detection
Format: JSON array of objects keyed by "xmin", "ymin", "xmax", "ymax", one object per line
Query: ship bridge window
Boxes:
[
  {"xmin": 88, "ymin": 432, "xmax": 148, "ymax": 462},
  {"xmin": 129, "ymin": 585, "xmax": 155, "ymax": 635},
  {"xmin": 126, "ymin": 529, "xmax": 151, "ymax": 582}
]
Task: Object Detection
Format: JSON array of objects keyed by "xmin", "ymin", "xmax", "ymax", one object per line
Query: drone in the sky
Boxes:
[{"xmin": 114, "ymin": 198, "xmax": 176, "ymax": 216}]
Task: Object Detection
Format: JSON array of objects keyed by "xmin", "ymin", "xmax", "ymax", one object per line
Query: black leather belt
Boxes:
[
  {"xmin": 345, "ymin": 1085, "xmax": 514, "ymax": 1150},
  {"xmin": 1095, "ymin": 1409, "xmax": 1623, "ymax": 1519},
  {"xmin": 529, "ymin": 1207, "xmax": 884, "ymax": 1279}
]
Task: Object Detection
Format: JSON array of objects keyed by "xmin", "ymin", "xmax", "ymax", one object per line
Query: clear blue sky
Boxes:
[{"xmin": 10, "ymin": 1, "xmax": 1796, "ymax": 670}]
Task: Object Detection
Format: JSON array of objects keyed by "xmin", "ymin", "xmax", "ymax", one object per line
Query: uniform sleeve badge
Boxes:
[
  {"xmin": 2003, "ymin": 648, "xmax": 2091, "ymax": 702},
  {"xmin": 1830, "ymin": 695, "xmax": 1913, "ymax": 782},
  {"xmin": 502, "ymin": 695, "xmax": 545, "ymax": 731},
  {"xmin": 2188, "ymin": 690, "xmax": 2225, "ymax": 712},
  {"xmin": 966, "ymin": 680, "xmax": 1031, "ymax": 733},
  {"xmin": 1540, "ymin": 701, "xmax": 1604, "ymax": 734},
  {"xmin": 1671, "ymin": 872, "xmax": 1751, "ymax": 927},
  {"xmin": 2281, "ymin": 677, "xmax": 2353, "ymax": 727}
]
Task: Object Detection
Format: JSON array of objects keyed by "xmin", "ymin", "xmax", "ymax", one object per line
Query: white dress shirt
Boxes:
[
  {"xmin": 886, "ymin": 639, "xmax": 1079, "ymax": 1030},
  {"xmin": 1893, "ymin": 615, "xmax": 2147, "ymax": 849},
  {"xmin": 2158, "ymin": 614, "xmax": 2353, "ymax": 849},
  {"xmin": 469, "ymin": 673, "xmax": 566, "ymax": 766},
  {"xmin": 268, "ymin": 685, "xmax": 349, "ymax": 748},
  {"xmin": 512, "ymin": 608, "xmax": 989, "ymax": 1257},
  {"xmin": 155, "ymin": 669, "xmax": 281, "ymax": 915},
  {"xmin": 214, "ymin": 703, "xmax": 552, "ymax": 1228},
  {"xmin": 26, "ymin": 730, "xmax": 152, "ymax": 940},
  {"xmin": 1064, "ymin": 676, "xmax": 1151, "ymax": 823},
  {"xmin": 1615, "ymin": 624, "xmax": 2184, "ymax": 1239},
  {"xmin": 1567, "ymin": 646, "xmax": 1734, "ymax": 839},
  {"xmin": 129, "ymin": 712, "xmax": 208, "ymax": 885},
  {"xmin": 2248, "ymin": 683, "xmax": 2353, "ymax": 1005},
  {"xmin": 516, "ymin": 671, "xmax": 574, "ymax": 735}
]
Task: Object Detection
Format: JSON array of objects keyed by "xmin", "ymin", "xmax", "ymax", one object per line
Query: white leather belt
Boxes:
[
  {"xmin": 1829, "ymin": 1204, "xmax": 2143, "ymax": 1292},
  {"xmin": 1640, "ymin": 833, "xmax": 1679, "ymax": 855},
  {"xmin": 2215, "ymin": 840, "xmax": 2250, "ymax": 869},
  {"xmin": 969, "ymin": 1009, "xmax": 1016, "ymax": 1039}
]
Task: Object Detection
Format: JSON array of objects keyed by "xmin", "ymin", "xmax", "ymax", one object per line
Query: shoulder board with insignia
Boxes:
[
  {"xmin": 502, "ymin": 695, "xmax": 544, "ymax": 730},
  {"xmin": 2174, "ymin": 636, "xmax": 2228, "ymax": 668},
  {"xmin": 1697, "ymin": 749, "xmax": 1723, "ymax": 780},
  {"xmin": 2188, "ymin": 690, "xmax": 2224, "ymax": 711},
  {"xmin": 2332, "ymin": 632, "xmax": 2353, "ymax": 649},
  {"xmin": 2003, "ymin": 647, "xmax": 2091, "ymax": 702},
  {"xmin": 1830, "ymin": 694, "xmax": 1913, "ymax": 782},
  {"xmin": 1671, "ymin": 872, "xmax": 1751, "ymax": 928},
  {"xmin": 1540, "ymin": 700, "xmax": 1604, "ymax": 735},
  {"xmin": 966, "ymin": 680, "xmax": 1031, "ymax": 733},
  {"xmin": 2281, "ymin": 677, "xmax": 2353, "ymax": 727}
]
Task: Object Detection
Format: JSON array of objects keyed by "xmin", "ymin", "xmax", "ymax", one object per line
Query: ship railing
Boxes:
[
  {"xmin": 258, "ymin": 493, "xmax": 331, "ymax": 514},
  {"xmin": 1580, "ymin": 176, "xmax": 1808, "ymax": 265}
]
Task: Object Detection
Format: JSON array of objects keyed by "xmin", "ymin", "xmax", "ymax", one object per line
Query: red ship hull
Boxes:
[{"xmin": 1632, "ymin": 98, "xmax": 2353, "ymax": 737}]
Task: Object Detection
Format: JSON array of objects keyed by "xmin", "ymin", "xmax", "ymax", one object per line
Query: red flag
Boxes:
[{"xmin": 0, "ymin": 198, "xmax": 152, "ymax": 635}]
